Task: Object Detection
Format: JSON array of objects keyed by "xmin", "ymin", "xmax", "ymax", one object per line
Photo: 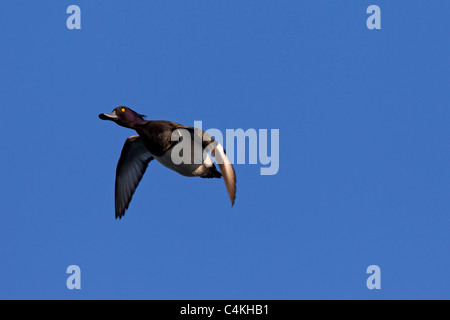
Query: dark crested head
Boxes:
[{"xmin": 99, "ymin": 106, "xmax": 146, "ymax": 128}]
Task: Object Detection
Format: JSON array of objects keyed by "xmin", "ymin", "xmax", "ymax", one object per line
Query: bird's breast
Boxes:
[{"xmin": 154, "ymin": 147, "xmax": 214, "ymax": 177}]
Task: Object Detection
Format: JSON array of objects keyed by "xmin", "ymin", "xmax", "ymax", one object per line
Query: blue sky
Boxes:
[{"xmin": 0, "ymin": 1, "xmax": 449, "ymax": 299}]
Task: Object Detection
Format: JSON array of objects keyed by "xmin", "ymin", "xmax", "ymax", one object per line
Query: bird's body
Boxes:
[
  {"xmin": 99, "ymin": 107, "xmax": 236, "ymax": 219},
  {"xmin": 135, "ymin": 120, "xmax": 218, "ymax": 177}
]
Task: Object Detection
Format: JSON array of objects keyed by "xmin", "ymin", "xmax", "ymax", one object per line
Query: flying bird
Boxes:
[{"xmin": 99, "ymin": 106, "xmax": 237, "ymax": 219}]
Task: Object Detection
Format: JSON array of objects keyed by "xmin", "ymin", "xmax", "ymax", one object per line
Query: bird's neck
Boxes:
[{"xmin": 125, "ymin": 119, "xmax": 148, "ymax": 130}]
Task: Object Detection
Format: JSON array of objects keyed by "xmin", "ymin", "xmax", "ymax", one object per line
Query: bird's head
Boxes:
[{"xmin": 99, "ymin": 106, "xmax": 146, "ymax": 128}]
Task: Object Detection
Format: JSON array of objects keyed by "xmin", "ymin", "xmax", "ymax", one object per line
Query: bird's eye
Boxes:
[{"xmin": 121, "ymin": 108, "xmax": 126, "ymax": 112}]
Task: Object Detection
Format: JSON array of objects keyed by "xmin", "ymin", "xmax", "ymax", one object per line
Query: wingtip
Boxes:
[{"xmin": 115, "ymin": 212, "xmax": 125, "ymax": 220}]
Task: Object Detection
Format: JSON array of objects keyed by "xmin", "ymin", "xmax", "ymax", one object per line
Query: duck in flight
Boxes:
[{"xmin": 99, "ymin": 106, "xmax": 237, "ymax": 219}]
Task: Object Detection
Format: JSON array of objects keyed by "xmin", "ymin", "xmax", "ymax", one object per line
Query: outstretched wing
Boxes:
[
  {"xmin": 181, "ymin": 126, "xmax": 237, "ymax": 206},
  {"xmin": 211, "ymin": 143, "xmax": 236, "ymax": 206},
  {"xmin": 115, "ymin": 136, "xmax": 154, "ymax": 219}
]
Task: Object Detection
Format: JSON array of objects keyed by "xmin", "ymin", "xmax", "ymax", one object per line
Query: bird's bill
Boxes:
[{"xmin": 99, "ymin": 110, "xmax": 118, "ymax": 121}]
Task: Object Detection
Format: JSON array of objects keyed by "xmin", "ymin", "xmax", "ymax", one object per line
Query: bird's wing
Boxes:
[
  {"xmin": 115, "ymin": 135, "xmax": 154, "ymax": 219},
  {"xmin": 211, "ymin": 143, "xmax": 237, "ymax": 206},
  {"xmin": 181, "ymin": 126, "xmax": 237, "ymax": 206}
]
